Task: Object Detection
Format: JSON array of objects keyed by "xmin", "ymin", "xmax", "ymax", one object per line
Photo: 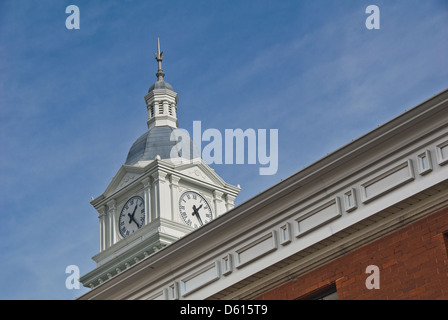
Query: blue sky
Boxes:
[{"xmin": 0, "ymin": 0, "xmax": 447, "ymax": 299}]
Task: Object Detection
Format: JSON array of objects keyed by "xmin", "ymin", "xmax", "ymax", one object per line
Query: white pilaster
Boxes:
[
  {"xmin": 142, "ymin": 177, "xmax": 152, "ymax": 225},
  {"xmin": 225, "ymin": 194, "xmax": 236, "ymax": 211},
  {"xmin": 98, "ymin": 206, "xmax": 106, "ymax": 252},
  {"xmin": 213, "ymin": 190, "xmax": 224, "ymax": 217},
  {"xmin": 170, "ymin": 175, "xmax": 181, "ymax": 221},
  {"xmin": 152, "ymin": 171, "xmax": 169, "ymax": 220},
  {"xmin": 107, "ymin": 200, "xmax": 117, "ymax": 247}
]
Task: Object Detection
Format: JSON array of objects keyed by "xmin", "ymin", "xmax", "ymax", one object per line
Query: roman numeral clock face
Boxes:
[
  {"xmin": 119, "ymin": 196, "xmax": 145, "ymax": 238},
  {"xmin": 179, "ymin": 191, "xmax": 213, "ymax": 229}
]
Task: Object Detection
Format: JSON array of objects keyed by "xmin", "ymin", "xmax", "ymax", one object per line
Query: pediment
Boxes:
[
  {"xmin": 103, "ymin": 165, "xmax": 145, "ymax": 198},
  {"xmin": 173, "ymin": 160, "xmax": 227, "ymax": 188}
]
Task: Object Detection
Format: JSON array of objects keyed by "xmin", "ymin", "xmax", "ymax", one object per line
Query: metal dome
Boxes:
[
  {"xmin": 125, "ymin": 126, "xmax": 199, "ymax": 165},
  {"xmin": 147, "ymin": 80, "xmax": 174, "ymax": 93}
]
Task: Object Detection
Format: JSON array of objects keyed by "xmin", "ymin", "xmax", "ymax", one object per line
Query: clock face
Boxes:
[
  {"xmin": 179, "ymin": 191, "xmax": 213, "ymax": 229},
  {"xmin": 118, "ymin": 196, "xmax": 145, "ymax": 238}
]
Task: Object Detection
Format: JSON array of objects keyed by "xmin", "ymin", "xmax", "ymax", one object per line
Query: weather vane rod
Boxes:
[{"xmin": 154, "ymin": 37, "xmax": 165, "ymax": 81}]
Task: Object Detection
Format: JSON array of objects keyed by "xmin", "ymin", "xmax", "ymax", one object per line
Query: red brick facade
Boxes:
[{"xmin": 255, "ymin": 206, "xmax": 448, "ymax": 300}]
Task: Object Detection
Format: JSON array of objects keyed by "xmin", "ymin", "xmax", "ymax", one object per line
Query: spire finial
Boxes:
[{"xmin": 154, "ymin": 37, "xmax": 165, "ymax": 81}]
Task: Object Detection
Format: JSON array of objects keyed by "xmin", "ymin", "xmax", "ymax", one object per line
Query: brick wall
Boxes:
[{"xmin": 255, "ymin": 206, "xmax": 448, "ymax": 300}]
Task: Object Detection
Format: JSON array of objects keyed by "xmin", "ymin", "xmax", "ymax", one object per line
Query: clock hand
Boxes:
[
  {"xmin": 132, "ymin": 216, "xmax": 140, "ymax": 227},
  {"xmin": 128, "ymin": 213, "xmax": 141, "ymax": 227},
  {"xmin": 128, "ymin": 205, "xmax": 139, "ymax": 227},
  {"xmin": 191, "ymin": 204, "xmax": 203, "ymax": 214},
  {"xmin": 192, "ymin": 205, "xmax": 203, "ymax": 226}
]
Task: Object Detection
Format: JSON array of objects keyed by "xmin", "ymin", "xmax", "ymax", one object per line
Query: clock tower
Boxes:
[{"xmin": 80, "ymin": 39, "xmax": 241, "ymax": 289}]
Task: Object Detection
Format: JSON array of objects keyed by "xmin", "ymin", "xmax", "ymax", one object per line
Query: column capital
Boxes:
[
  {"xmin": 170, "ymin": 174, "xmax": 181, "ymax": 185},
  {"xmin": 213, "ymin": 190, "xmax": 224, "ymax": 199},
  {"xmin": 142, "ymin": 177, "xmax": 152, "ymax": 189},
  {"xmin": 106, "ymin": 199, "xmax": 116, "ymax": 211},
  {"xmin": 98, "ymin": 205, "xmax": 107, "ymax": 218},
  {"xmin": 152, "ymin": 171, "xmax": 168, "ymax": 183}
]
